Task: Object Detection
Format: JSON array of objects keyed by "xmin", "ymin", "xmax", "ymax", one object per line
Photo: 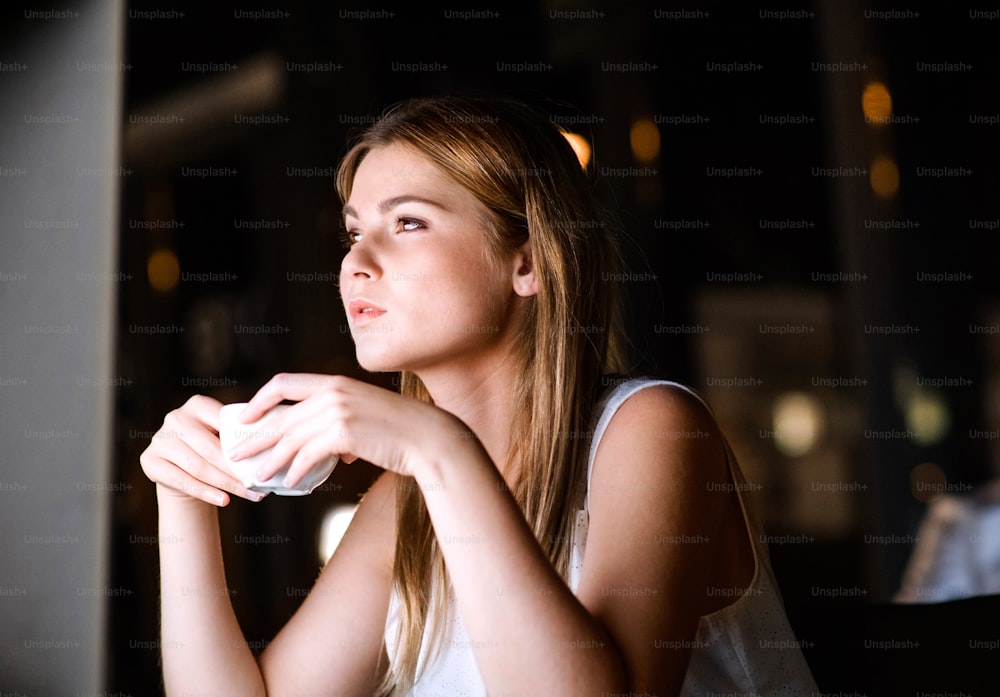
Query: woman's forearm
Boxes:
[
  {"xmin": 415, "ymin": 450, "xmax": 627, "ymax": 697},
  {"xmin": 156, "ymin": 487, "xmax": 266, "ymax": 696}
]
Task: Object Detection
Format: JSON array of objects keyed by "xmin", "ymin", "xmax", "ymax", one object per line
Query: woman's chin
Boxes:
[
  {"xmin": 356, "ymin": 358, "xmax": 399, "ymax": 374},
  {"xmin": 354, "ymin": 349, "xmax": 405, "ymax": 374}
]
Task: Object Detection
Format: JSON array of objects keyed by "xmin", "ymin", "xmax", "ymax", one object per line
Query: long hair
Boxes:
[{"xmin": 335, "ymin": 95, "xmax": 629, "ymax": 695}]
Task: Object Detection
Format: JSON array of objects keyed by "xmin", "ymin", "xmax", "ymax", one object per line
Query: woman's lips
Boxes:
[{"xmin": 348, "ymin": 299, "xmax": 387, "ymax": 325}]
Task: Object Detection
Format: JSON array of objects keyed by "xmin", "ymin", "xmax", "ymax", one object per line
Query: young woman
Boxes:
[{"xmin": 140, "ymin": 95, "xmax": 819, "ymax": 696}]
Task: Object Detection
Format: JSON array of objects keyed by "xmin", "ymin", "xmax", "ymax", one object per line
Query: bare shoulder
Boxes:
[
  {"xmin": 602, "ymin": 382, "xmax": 721, "ymax": 436},
  {"xmin": 585, "ymin": 383, "xmax": 734, "ymax": 546},
  {"xmin": 594, "ymin": 383, "xmax": 729, "ymax": 488}
]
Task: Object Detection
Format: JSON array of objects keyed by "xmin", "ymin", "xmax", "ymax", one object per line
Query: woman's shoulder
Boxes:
[
  {"xmin": 585, "ymin": 376, "xmax": 730, "ymax": 510},
  {"xmin": 592, "ymin": 376, "xmax": 723, "ymax": 451}
]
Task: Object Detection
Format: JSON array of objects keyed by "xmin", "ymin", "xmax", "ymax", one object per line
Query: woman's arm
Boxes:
[
  {"xmin": 142, "ymin": 394, "xmax": 397, "ymax": 697},
  {"xmin": 416, "ymin": 385, "xmax": 739, "ymax": 697},
  {"xmin": 142, "ymin": 395, "xmax": 268, "ymax": 696},
  {"xmin": 573, "ymin": 385, "xmax": 745, "ymax": 695},
  {"xmin": 415, "ymin": 440, "xmax": 628, "ymax": 696},
  {"xmin": 256, "ymin": 470, "xmax": 396, "ymax": 696},
  {"xmin": 156, "ymin": 492, "xmax": 267, "ymax": 696},
  {"xmin": 156, "ymin": 475, "xmax": 396, "ymax": 697}
]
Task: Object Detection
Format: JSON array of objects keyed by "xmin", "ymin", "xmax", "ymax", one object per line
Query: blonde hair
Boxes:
[{"xmin": 335, "ymin": 95, "xmax": 629, "ymax": 695}]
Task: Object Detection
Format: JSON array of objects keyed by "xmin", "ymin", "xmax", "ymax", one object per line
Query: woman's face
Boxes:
[{"xmin": 339, "ymin": 143, "xmax": 528, "ymax": 376}]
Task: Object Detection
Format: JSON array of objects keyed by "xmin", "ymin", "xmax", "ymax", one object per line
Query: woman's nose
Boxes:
[{"xmin": 340, "ymin": 239, "xmax": 382, "ymax": 281}]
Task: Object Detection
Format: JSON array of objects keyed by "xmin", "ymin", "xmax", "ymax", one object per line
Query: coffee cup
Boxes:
[{"xmin": 218, "ymin": 402, "xmax": 337, "ymax": 496}]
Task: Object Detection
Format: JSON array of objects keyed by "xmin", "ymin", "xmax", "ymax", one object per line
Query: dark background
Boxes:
[{"xmin": 16, "ymin": 0, "xmax": 998, "ymax": 693}]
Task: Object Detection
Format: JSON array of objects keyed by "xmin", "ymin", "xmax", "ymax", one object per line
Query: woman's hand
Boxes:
[
  {"xmin": 227, "ymin": 373, "xmax": 472, "ymax": 488},
  {"xmin": 139, "ymin": 394, "xmax": 267, "ymax": 506}
]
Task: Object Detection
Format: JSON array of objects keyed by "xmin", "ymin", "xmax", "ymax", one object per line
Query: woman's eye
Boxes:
[
  {"xmin": 340, "ymin": 230, "xmax": 362, "ymax": 249},
  {"xmin": 397, "ymin": 218, "xmax": 423, "ymax": 231}
]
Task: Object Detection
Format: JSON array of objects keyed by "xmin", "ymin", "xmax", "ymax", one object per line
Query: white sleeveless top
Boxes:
[{"xmin": 384, "ymin": 378, "xmax": 819, "ymax": 696}]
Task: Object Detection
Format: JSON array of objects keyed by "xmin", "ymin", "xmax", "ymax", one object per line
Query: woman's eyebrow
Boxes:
[{"xmin": 342, "ymin": 195, "xmax": 450, "ymax": 220}]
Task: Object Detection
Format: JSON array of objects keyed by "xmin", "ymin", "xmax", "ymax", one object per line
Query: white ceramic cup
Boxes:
[{"xmin": 218, "ymin": 402, "xmax": 337, "ymax": 496}]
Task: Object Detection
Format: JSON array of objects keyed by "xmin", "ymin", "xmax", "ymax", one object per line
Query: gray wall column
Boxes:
[{"xmin": 0, "ymin": 0, "xmax": 123, "ymax": 691}]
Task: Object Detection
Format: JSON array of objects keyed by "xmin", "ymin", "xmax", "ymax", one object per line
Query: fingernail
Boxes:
[
  {"xmin": 248, "ymin": 490, "xmax": 266, "ymax": 502},
  {"xmin": 281, "ymin": 475, "xmax": 295, "ymax": 489},
  {"xmin": 228, "ymin": 448, "xmax": 242, "ymax": 462}
]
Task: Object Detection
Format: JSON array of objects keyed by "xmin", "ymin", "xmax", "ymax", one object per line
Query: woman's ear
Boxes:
[{"xmin": 511, "ymin": 240, "xmax": 539, "ymax": 298}]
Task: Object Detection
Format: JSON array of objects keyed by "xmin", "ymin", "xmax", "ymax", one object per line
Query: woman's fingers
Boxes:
[
  {"xmin": 140, "ymin": 394, "xmax": 266, "ymax": 504},
  {"xmin": 224, "ymin": 409, "xmax": 286, "ymax": 461},
  {"xmin": 227, "ymin": 374, "xmax": 373, "ymax": 486},
  {"xmin": 180, "ymin": 393, "xmax": 224, "ymax": 432},
  {"xmin": 238, "ymin": 373, "xmax": 329, "ymax": 423},
  {"xmin": 145, "ymin": 452, "xmax": 229, "ymax": 506},
  {"xmin": 254, "ymin": 403, "xmax": 334, "ymax": 481},
  {"xmin": 280, "ymin": 431, "xmax": 347, "ymax": 489},
  {"xmin": 142, "ymin": 442, "xmax": 228, "ymax": 506},
  {"xmin": 152, "ymin": 435, "xmax": 263, "ymax": 503}
]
